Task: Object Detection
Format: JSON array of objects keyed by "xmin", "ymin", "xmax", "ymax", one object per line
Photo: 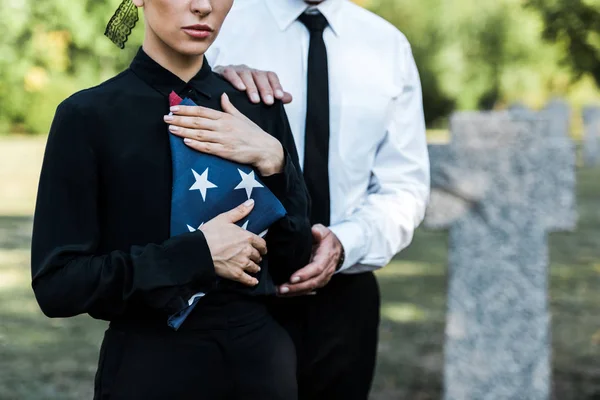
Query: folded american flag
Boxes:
[{"xmin": 167, "ymin": 92, "xmax": 286, "ymax": 330}]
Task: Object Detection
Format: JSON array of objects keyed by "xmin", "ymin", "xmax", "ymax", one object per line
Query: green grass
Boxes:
[
  {"xmin": 0, "ymin": 137, "xmax": 599, "ymax": 399},
  {"xmin": 0, "ymin": 136, "xmax": 46, "ymax": 216}
]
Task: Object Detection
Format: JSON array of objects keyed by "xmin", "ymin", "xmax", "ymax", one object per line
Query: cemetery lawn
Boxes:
[{"xmin": 0, "ymin": 137, "xmax": 599, "ymax": 400}]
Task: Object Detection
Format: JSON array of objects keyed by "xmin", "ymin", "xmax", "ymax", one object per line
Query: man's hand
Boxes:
[
  {"xmin": 214, "ymin": 65, "xmax": 293, "ymax": 105},
  {"xmin": 166, "ymin": 93, "xmax": 284, "ymax": 176},
  {"xmin": 201, "ymin": 199, "xmax": 268, "ymax": 287},
  {"xmin": 278, "ymin": 224, "xmax": 343, "ymax": 297}
]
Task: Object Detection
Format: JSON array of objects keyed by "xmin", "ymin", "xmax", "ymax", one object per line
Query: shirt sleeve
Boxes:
[
  {"xmin": 259, "ymin": 102, "xmax": 313, "ymax": 284},
  {"xmin": 329, "ymin": 41, "xmax": 430, "ymax": 274},
  {"xmin": 31, "ymin": 100, "xmax": 217, "ymax": 320}
]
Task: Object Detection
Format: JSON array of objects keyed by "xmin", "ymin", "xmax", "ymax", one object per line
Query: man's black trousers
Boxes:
[{"xmin": 269, "ymin": 271, "xmax": 381, "ymax": 400}]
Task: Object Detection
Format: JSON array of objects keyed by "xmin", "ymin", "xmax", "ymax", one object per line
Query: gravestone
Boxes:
[
  {"xmin": 543, "ymin": 98, "xmax": 571, "ymax": 138},
  {"xmin": 508, "ymin": 99, "xmax": 571, "ymax": 139},
  {"xmin": 506, "ymin": 100, "xmax": 575, "ymax": 229},
  {"xmin": 425, "ymin": 111, "xmax": 577, "ymax": 400},
  {"xmin": 507, "ymin": 101, "xmax": 529, "ymax": 114},
  {"xmin": 583, "ymin": 106, "xmax": 600, "ymax": 167}
]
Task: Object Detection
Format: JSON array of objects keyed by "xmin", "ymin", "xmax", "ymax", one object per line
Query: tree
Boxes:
[
  {"xmin": 527, "ymin": 0, "xmax": 600, "ymax": 87},
  {"xmin": 367, "ymin": 0, "xmax": 569, "ymax": 122},
  {"xmin": 1, "ymin": 0, "xmax": 598, "ymax": 134},
  {"xmin": 0, "ymin": 0, "xmax": 142, "ymax": 134}
]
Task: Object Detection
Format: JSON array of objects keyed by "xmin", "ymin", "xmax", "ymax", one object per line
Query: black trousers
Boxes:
[
  {"xmin": 269, "ymin": 271, "xmax": 381, "ymax": 400},
  {"xmin": 94, "ymin": 293, "xmax": 297, "ymax": 400}
]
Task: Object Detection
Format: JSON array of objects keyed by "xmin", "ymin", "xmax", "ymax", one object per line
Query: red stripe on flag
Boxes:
[{"xmin": 169, "ymin": 91, "xmax": 183, "ymax": 107}]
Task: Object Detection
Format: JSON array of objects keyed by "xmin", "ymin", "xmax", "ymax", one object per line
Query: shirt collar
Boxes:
[
  {"xmin": 129, "ymin": 47, "xmax": 213, "ymax": 99},
  {"xmin": 265, "ymin": 0, "xmax": 343, "ymax": 36}
]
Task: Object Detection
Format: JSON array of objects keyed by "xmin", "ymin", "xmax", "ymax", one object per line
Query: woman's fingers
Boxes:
[
  {"xmin": 216, "ymin": 199, "xmax": 255, "ymax": 224},
  {"xmin": 248, "ymin": 246, "xmax": 262, "ymax": 264},
  {"xmin": 230, "ymin": 268, "xmax": 259, "ymax": 287},
  {"xmin": 220, "ymin": 93, "xmax": 247, "ymax": 120},
  {"xmin": 170, "ymin": 105, "xmax": 223, "ymax": 120},
  {"xmin": 243, "ymin": 260, "xmax": 261, "ymax": 275},
  {"xmin": 249, "ymin": 234, "xmax": 268, "ymax": 256},
  {"xmin": 182, "ymin": 139, "xmax": 227, "ymax": 157},
  {"xmin": 165, "ymin": 114, "xmax": 220, "ymax": 132},
  {"xmin": 168, "ymin": 125, "xmax": 221, "ymax": 144},
  {"xmin": 171, "ymin": 127, "xmax": 219, "ymax": 143}
]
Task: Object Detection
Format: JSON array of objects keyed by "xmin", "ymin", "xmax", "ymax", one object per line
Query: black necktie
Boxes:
[{"xmin": 298, "ymin": 11, "xmax": 331, "ymax": 227}]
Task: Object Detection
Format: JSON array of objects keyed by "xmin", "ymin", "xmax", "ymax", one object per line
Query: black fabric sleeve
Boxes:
[
  {"xmin": 31, "ymin": 100, "xmax": 216, "ymax": 320},
  {"xmin": 260, "ymin": 101, "xmax": 313, "ymax": 284}
]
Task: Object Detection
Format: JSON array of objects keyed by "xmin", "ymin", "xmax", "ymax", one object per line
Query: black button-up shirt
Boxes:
[{"xmin": 31, "ymin": 48, "xmax": 312, "ymax": 322}]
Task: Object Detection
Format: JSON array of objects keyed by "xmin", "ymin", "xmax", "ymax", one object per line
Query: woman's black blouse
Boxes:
[{"xmin": 31, "ymin": 48, "xmax": 312, "ymax": 322}]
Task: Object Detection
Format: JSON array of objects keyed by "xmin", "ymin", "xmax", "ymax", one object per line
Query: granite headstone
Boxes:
[
  {"xmin": 543, "ymin": 98, "xmax": 571, "ymax": 139},
  {"xmin": 425, "ymin": 111, "xmax": 577, "ymax": 400},
  {"xmin": 583, "ymin": 106, "xmax": 600, "ymax": 167}
]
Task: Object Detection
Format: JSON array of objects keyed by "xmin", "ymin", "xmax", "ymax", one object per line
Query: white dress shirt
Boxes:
[{"xmin": 206, "ymin": 0, "xmax": 430, "ymax": 273}]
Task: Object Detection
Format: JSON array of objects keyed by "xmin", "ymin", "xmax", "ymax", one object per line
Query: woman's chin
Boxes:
[{"xmin": 170, "ymin": 40, "xmax": 212, "ymax": 57}]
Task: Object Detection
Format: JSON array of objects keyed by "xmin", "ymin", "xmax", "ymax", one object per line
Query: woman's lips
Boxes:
[{"xmin": 182, "ymin": 25, "xmax": 213, "ymax": 39}]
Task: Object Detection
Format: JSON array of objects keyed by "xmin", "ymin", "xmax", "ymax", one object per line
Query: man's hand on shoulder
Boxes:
[
  {"xmin": 214, "ymin": 65, "xmax": 294, "ymax": 105},
  {"xmin": 278, "ymin": 224, "xmax": 344, "ymax": 297}
]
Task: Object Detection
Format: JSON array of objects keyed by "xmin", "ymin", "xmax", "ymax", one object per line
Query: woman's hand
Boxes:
[
  {"xmin": 200, "ymin": 199, "xmax": 268, "ymax": 287},
  {"xmin": 165, "ymin": 93, "xmax": 285, "ymax": 176}
]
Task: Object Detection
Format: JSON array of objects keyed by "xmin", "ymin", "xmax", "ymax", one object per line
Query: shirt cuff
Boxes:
[
  {"xmin": 143, "ymin": 231, "xmax": 217, "ymax": 316},
  {"xmin": 329, "ymin": 220, "xmax": 370, "ymax": 273},
  {"xmin": 161, "ymin": 230, "xmax": 216, "ymax": 286}
]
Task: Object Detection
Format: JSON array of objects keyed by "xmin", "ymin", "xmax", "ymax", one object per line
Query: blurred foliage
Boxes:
[
  {"xmin": 527, "ymin": 0, "xmax": 600, "ymax": 86},
  {"xmin": 0, "ymin": 0, "xmax": 142, "ymax": 134},
  {"xmin": 0, "ymin": 0, "xmax": 600, "ymax": 133},
  {"xmin": 367, "ymin": 0, "xmax": 600, "ymax": 126}
]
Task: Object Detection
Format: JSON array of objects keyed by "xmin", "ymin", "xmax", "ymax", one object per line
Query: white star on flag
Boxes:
[
  {"xmin": 240, "ymin": 220, "xmax": 267, "ymax": 237},
  {"xmin": 187, "ymin": 222, "xmax": 204, "ymax": 232},
  {"xmin": 258, "ymin": 229, "xmax": 268, "ymax": 238},
  {"xmin": 234, "ymin": 169, "xmax": 263, "ymax": 199},
  {"xmin": 189, "ymin": 168, "xmax": 217, "ymax": 201}
]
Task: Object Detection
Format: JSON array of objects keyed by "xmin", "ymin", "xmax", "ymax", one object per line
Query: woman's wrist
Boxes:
[{"xmin": 256, "ymin": 140, "xmax": 284, "ymax": 176}]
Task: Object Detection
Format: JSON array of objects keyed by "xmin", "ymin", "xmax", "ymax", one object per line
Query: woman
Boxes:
[{"xmin": 30, "ymin": 0, "xmax": 312, "ymax": 398}]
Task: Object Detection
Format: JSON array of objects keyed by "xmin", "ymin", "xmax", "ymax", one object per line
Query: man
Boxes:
[{"xmin": 202, "ymin": 0, "xmax": 430, "ymax": 398}]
